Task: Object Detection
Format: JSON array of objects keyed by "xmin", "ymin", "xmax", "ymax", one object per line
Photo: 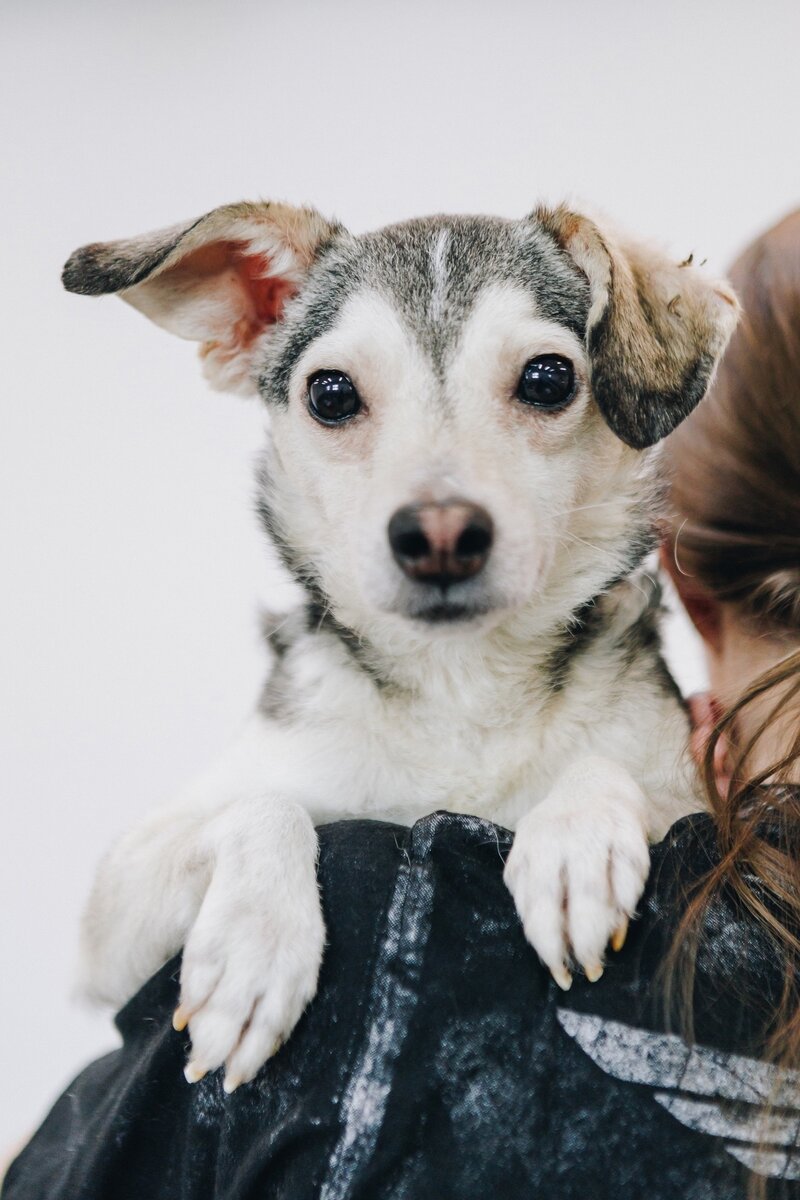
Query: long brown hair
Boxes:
[{"xmin": 665, "ymin": 211, "xmax": 800, "ymax": 1194}]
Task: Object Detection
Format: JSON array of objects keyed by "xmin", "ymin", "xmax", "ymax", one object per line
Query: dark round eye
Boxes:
[
  {"xmin": 307, "ymin": 370, "xmax": 361, "ymax": 425},
  {"xmin": 516, "ymin": 355, "xmax": 576, "ymax": 410}
]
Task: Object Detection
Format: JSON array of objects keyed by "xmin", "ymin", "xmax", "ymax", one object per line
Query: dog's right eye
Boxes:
[{"xmin": 307, "ymin": 370, "xmax": 362, "ymax": 425}]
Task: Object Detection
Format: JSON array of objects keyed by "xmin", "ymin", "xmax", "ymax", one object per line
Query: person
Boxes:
[
  {"xmin": 4, "ymin": 212, "xmax": 799, "ymax": 1200},
  {"xmin": 661, "ymin": 207, "xmax": 800, "ymax": 1196}
]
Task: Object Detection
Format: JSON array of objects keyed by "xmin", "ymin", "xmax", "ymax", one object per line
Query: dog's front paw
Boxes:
[
  {"xmin": 504, "ymin": 761, "xmax": 651, "ymax": 989},
  {"xmin": 174, "ymin": 865, "xmax": 325, "ymax": 1093},
  {"xmin": 176, "ymin": 883, "xmax": 325, "ymax": 1092}
]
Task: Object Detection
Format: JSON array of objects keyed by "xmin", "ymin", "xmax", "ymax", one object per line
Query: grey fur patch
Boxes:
[
  {"xmin": 305, "ymin": 602, "xmax": 395, "ymax": 691},
  {"xmin": 258, "ymin": 215, "xmax": 591, "ymax": 405},
  {"xmin": 62, "ymin": 216, "xmax": 205, "ymax": 295},
  {"xmin": 258, "ymin": 662, "xmax": 298, "ymax": 725},
  {"xmin": 545, "ymin": 522, "xmax": 657, "ymax": 693},
  {"xmin": 261, "ymin": 609, "xmax": 304, "ymax": 661},
  {"xmin": 262, "ymin": 241, "xmax": 360, "ymax": 401},
  {"xmin": 254, "ymin": 488, "xmax": 396, "ymax": 693},
  {"xmin": 254, "ymin": 482, "xmax": 328, "ymax": 605},
  {"xmin": 616, "ymin": 606, "xmax": 688, "ymax": 710},
  {"xmin": 544, "ymin": 594, "xmax": 609, "ymax": 693}
]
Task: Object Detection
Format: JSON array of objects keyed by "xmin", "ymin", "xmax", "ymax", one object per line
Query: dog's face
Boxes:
[
  {"xmin": 262, "ymin": 219, "xmax": 603, "ymax": 629},
  {"xmin": 64, "ymin": 202, "xmax": 738, "ymax": 637}
]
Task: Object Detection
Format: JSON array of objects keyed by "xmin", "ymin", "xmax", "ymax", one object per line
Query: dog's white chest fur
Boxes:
[{"xmin": 245, "ymin": 579, "xmax": 694, "ymax": 835}]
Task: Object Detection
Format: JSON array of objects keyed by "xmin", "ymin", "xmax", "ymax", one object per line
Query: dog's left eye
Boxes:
[
  {"xmin": 307, "ymin": 370, "xmax": 361, "ymax": 425},
  {"xmin": 516, "ymin": 355, "xmax": 576, "ymax": 410}
]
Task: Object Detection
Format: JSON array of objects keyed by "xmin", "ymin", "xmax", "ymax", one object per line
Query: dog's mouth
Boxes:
[
  {"xmin": 403, "ymin": 590, "xmax": 493, "ymax": 625},
  {"xmin": 364, "ymin": 553, "xmax": 508, "ymax": 629}
]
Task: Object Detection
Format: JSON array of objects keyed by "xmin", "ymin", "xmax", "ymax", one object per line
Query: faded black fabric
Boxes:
[{"xmin": 5, "ymin": 812, "xmax": 799, "ymax": 1200}]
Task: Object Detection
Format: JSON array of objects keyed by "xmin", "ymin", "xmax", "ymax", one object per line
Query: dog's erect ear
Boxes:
[
  {"xmin": 62, "ymin": 201, "xmax": 343, "ymax": 395},
  {"xmin": 535, "ymin": 206, "xmax": 739, "ymax": 449}
]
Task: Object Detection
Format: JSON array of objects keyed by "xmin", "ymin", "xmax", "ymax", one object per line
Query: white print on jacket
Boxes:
[{"xmin": 557, "ymin": 1009, "xmax": 800, "ymax": 1180}]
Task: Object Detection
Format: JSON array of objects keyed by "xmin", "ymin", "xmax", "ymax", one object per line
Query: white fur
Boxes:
[{"xmin": 429, "ymin": 228, "xmax": 450, "ymax": 323}]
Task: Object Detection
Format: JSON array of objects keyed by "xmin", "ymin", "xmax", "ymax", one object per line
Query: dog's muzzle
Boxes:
[{"xmin": 387, "ymin": 500, "xmax": 493, "ymax": 620}]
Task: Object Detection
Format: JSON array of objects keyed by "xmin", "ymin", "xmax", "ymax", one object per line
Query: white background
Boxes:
[{"xmin": 2, "ymin": 0, "xmax": 799, "ymax": 1152}]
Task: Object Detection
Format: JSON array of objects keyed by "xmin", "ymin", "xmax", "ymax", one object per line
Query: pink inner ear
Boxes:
[
  {"xmin": 232, "ymin": 247, "xmax": 298, "ymax": 344},
  {"xmin": 174, "ymin": 239, "xmax": 300, "ymax": 352}
]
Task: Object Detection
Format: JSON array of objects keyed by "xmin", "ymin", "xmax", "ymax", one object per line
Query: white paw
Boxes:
[
  {"xmin": 504, "ymin": 764, "xmax": 651, "ymax": 989},
  {"xmin": 176, "ymin": 877, "xmax": 325, "ymax": 1091},
  {"xmin": 175, "ymin": 854, "xmax": 325, "ymax": 1092}
]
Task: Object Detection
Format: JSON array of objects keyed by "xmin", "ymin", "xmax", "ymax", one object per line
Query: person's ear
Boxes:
[
  {"xmin": 63, "ymin": 200, "xmax": 344, "ymax": 395},
  {"xmin": 534, "ymin": 206, "xmax": 740, "ymax": 449},
  {"xmin": 659, "ymin": 541, "xmax": 722, "ymax": 651}
]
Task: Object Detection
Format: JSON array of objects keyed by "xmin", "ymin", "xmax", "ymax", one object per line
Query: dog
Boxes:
[{"xmin": 62, "ymin": 200, "xmax": 738, "ymax": 1093}]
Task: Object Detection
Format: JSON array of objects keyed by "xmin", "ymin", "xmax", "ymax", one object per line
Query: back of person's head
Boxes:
[
  {"xmin": 668, "ymin": 210, "xmax": 800, "ymax": 631},
  {"xmin": 666, "ymin": 210, "xmax": 800, "ymax": 803},
  {"xmin": 664, "ymin": 211, "xmax": 800, "ymax": 1198}
]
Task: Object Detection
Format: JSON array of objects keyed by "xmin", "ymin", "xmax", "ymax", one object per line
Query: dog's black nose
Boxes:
[{"xmin": 388, "ymin": 500, "xmax": 494, "ymax": 587}]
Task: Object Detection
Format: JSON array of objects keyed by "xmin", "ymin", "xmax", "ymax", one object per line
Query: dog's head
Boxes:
[{"xmin": 63, "ymin": 201, "xmax": 737, "ymax": 638}]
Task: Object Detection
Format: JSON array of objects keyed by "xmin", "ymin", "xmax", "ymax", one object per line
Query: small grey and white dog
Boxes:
[{"xmin": 63, "ymin": 200, "xmax": 737, "ymax": 1092}]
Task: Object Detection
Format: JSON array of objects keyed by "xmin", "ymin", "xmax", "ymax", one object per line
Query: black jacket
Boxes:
[{"xmin": 4, "ymin": 812, "xmax": 799, "ymax": 1199}]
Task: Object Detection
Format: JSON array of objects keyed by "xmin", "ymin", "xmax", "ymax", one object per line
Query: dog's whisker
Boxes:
[
  {"xmin": 312, "ymin": 597, "xmax": 335, "ymax": 635},
  {"xmin": 559, "ymin": 532, "xmax": 656, "ymax": 600},
  {"xmin": 560, "ymin": 530, "xmax": 622, "ymax": 565},
  {"xmin": 550, "ymin": 499, "xmax": 629, "ymax": 518},
  {"xmin": 264, "ymin": 611, "xmax": 295, "ymax": 638}
]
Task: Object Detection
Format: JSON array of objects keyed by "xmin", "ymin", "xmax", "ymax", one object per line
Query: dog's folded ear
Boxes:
[
  {"xmin": 535, "ymin": 206, "xmax": 739, "ymax": 449},
  {"xmin": 62, "ymin": 201, "xmax": 343, "ymax": 395}
]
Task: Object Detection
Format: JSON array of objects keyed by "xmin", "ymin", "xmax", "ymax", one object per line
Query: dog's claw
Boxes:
[
  {"xmin": 610, "ymin": 917, "xmax": 629, "ymax": 953},
  {"xmin": 172, "ymin": 1005, "xmax": 190, "ymax": 1033},
  {"xmin": 584, "ymin": 962, "xmax": 604, "ymax": 983},
  {"xmin": 184, "ymin": 1061, "xmax": 207, "ymax": 1084},
  {"xmin": 222, "ymin": 1073, "xmax": 242, "ymax": 1094},
  {"xmin": 551, "ymin": 966, "xmax": 573, "ymax": 991}
]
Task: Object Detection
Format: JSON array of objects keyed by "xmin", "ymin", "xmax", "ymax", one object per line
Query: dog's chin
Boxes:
[
  {"xmin": 362, "ymin": 572, "xmax": 531, "ymax": 636},
  {"xmin": 396, "ymin": 589, "xmax": 507, "ymax": 634},
  {"xmin": 408, "ymin": 599, "xmax": 493, "ymax": 626}
]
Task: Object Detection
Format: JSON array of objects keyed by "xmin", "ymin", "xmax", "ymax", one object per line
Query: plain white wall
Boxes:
[{"xmin": 2, "ymin": 0, "xmax": 799, "ymax": 1150}]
